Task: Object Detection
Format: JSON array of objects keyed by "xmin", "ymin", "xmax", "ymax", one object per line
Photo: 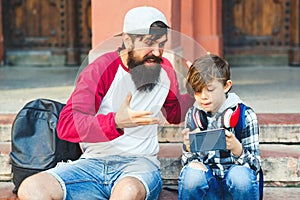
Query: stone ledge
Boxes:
[
  {"xmin": 2, "ymin": 113, "xmax": 300, "ymax": 124},
  {"xmin": 0, "ymin": 114, "xmax": 15, "ymax": 125},
  {"xmin": 1, "ymin": 143, "xmax": 300, "ymax": 184},
  {"xmin": 158, "ymin": 124, "xmax": 300, "ymax": 143},
  {"xmin": 7, "ymin": 123, "xmax": 299, "ymax": 144},
  {"xmin": 1, "ymin": 181, "xmax": 300, "ymax": 200},
  {"xmin": 158, "ymin": 143, "xmax": 300, "ymax": 185},
  {"xmin": 0, "ymin": 182, "xmax": 17, "ymax": 200},
  {"xmin": 257, "ymin": 113, "xmax": 300, "ymax": 125},
  {"xmin": 1, "ymin": 113, "xmax": 300, "ymax": 186},
  {"xmin": 157, "ymin": 143, "xmax": 300, "ymax": 159}
]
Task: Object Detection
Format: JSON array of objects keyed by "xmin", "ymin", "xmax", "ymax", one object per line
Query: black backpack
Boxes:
[{"xmin": 10, "ymin": 98, "xmax": 82, "ymax": 193}]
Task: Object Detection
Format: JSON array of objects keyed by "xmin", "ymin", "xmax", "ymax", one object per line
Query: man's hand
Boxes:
[
  {"xmin": 225, "ymin": 130, "xmax": 243, "ymax": 157},
  {"xmin": 182, "ymin": 128, "xmax": 191, "ymax": 152},
  {"xmin": 115, "ymin": 92, "xmax": 160, "ymax": 129}
]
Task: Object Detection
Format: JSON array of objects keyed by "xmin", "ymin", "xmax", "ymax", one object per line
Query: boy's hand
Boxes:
[
  {"xmin": 225, "ymin": 130, "xmax": 243, "ymax": 157},
  {"xmin": 182, "ymin": 128, "xmax": 191, "ymax": 152},
  {"xmin": 115, "ymin": 92, "xmax": 160, "ymax": 129}
]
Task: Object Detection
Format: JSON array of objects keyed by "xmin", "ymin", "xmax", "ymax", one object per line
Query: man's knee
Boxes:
[
  {"xmin": 111, "ymin": 177, "xmax": 146, "ymax": 200},
  {"xmin": 18, "ymin": 174, "xmax": 39, "ymax": 199},
  {"xmin": 18, "ymin": 172, "xmax": 63, "ymax": 200}
]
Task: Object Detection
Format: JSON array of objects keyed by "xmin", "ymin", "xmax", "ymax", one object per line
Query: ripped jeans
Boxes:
[
  {"xmin": 47, "ymin": 156, "xmax": 162, "ymax": 200},
  {"xmin": 178, "ymin": 164, "xmax": 259, "ymax": 200}
]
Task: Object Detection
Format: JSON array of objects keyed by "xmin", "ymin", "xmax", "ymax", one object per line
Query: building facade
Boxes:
[{"xmin": 0, "ymin": 0, "xmax": 299, "ymax": 66}]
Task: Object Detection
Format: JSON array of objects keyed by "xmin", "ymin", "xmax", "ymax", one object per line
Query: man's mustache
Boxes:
[{"xmin": 142, "ymin": 55, "xmax": 162, "ymax": 64}]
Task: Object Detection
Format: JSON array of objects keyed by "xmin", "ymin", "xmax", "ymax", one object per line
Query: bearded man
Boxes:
[{"xmin": 18, "ymin": 6, "xmax": 194, "ymax": 200}]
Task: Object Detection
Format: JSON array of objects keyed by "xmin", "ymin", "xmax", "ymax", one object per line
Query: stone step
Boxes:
[
  {"xmin": 1, "ymin": 141, "xmax": 300, "ymax": 186},
  {"xmin": 158, "ymin": 143, "xmax": 300, "ymax": 186},
  {"xmin": 1, "ymin": 181, "xmax": 300, "ymax": 200},
  {"xmin": 158, "ymin": 113, "xmax": 300, "ymax": 143},
  {"xmin": 1, "ymin": 113, "xmax": 300, "ymax": 189},
  {"xmin": 0, "ymin": 142, "xmax": 11, "ymax": 181},
  {"xmin": 1, "ymin": 113, "xmax": 300, "ymax": 143}
]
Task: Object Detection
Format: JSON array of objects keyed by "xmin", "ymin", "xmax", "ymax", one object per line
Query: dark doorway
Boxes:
[
  {"xmin": 2, "ymin": 0, "xmax": 91, "ymax": 66},
  {"xmin": 222, "ymin": 0, "xmax": 299, "ymax": 66}
]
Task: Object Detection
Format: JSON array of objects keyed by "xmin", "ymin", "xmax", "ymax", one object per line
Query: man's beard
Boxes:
[{"xmin": 128, "ymin": 51, "xmax": 162, "ymax": 92}]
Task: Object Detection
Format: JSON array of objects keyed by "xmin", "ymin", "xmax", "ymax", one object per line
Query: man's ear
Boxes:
[
  {"xmin": 122, "ymin": 34, "xmax": 133, "ymax": 51},
  {"xmin": 224, "ymin": 80, "xmax": 232, "ymax": 93}
]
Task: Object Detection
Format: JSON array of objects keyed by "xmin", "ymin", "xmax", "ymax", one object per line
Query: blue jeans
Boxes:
[
  {"xmin": 178, "ymin": 164, "xmax": 259, "ymax": 200},
  {"xmin": 46, "ymin": 156, "xmax": 162, "ymax": 200}
]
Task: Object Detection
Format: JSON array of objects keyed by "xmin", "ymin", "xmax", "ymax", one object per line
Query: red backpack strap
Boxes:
[{"xmin": 234, "ymin": 103, "xmax": 246, "ymax": 142}]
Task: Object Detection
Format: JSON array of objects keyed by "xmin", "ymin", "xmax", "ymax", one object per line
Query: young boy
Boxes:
[{"xmin": 178, "ymin": 54, "xmax": 261, "ymax": 200}]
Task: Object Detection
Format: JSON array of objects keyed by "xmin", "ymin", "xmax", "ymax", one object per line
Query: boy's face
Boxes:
[{"xmin": 194, "ymin": 79, "xmax": 232, "ymax": 115}]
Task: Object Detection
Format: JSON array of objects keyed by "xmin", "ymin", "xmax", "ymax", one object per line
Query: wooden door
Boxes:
[
  {"xmin": 222, "ymin": 0, "xmax": 296, "ymax": 66},
  {"xmin": 2, "ymin": 0, "xmax": 91, "ymax": 66}
]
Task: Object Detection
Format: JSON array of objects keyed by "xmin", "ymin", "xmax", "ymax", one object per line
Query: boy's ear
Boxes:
[{"xmin": 224, "ymin": 80, "xmax": 232, "ymax": 93}]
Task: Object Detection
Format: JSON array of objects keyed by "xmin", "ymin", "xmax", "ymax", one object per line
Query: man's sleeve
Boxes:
[
  {"xmin": 161, "ymin": 58, "xmax": 195, "ymax": 124},
  {"xmin": 57, "ymin": 60, "xmax": 123, "ymax": 143}
]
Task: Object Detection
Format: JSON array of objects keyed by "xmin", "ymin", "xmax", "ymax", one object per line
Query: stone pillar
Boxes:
[
  {"xmin": 192, "ymin": 0, "xmax": 223, "ymax": 57},
  {"xmin": 0, "ymin": 0, "xmax": 4, "ymax": 65},
  {"xmin": 65, "ymin": 0, "xmax": 80, "ymax": 66},
  {"xmin": 289, "ymin": 0, "xmax": 300, "ymax": 66},
  {"xmin": 91, "ymin": 0, "xmax": 223, "ymax": 57},
  {"xmin": 91, "ymin": 0, "xmax": 178, "ymax": 47}
]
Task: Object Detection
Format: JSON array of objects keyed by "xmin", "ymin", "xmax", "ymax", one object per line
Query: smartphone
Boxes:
[{"xmin": 189, "ymin": 128, "xmax": 226, "ymax": 152}]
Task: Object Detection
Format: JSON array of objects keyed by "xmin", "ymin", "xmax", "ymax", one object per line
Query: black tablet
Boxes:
[{"xmin": 189, "ymin": 128, "xmax": 226, "ymax": 152}]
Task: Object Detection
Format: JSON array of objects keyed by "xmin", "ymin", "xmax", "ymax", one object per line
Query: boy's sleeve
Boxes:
[
  {"xmin": 233, "ymin": 108, "xmax": 261, "ymax": 173},
  {"xmin": 181, "ymin": 107, "xmax": 204, "ymax": 166}
]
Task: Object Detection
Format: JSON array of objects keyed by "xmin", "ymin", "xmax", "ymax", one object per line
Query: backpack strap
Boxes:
[
  {"xmin": 234, "ymin": 103, "xmax": 264, "ymax": 200},
  {"xmin": 257, "ymin": 167, "xmax": 264, "ymax": 200},
  {"xmin": 234, "ymin": 103, "xmax": 246, "ymax": 141}
]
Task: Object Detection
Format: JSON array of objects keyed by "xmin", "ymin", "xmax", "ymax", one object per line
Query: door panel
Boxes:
[
  {"xmin": 222, "ymin": 0, "xmax": 291, "ymax": 59},
  {"xmin": 4, "ymin": 0, "xmax": 64, "ymax": 49},
  {"xmin": 2, "ymin": 0, "xmax": 91, "ymax": 65}
]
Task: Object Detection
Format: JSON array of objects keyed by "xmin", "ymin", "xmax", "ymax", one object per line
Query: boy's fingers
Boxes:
[
  {"xmin": 225, "ymin": 130, "xmax": 232, "ymax": 137},
  {"xmin": 186, "ymin": 145, "xmax": 190, "ymax": 152}
]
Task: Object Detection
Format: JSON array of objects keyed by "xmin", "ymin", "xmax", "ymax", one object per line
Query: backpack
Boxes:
[{"xmin": 10, "ymin": 98, "xmax": 82, "ymax": 193}]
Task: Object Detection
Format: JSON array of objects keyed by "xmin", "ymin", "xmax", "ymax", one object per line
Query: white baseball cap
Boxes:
[{"xmin": 119, "ymin": 6, "xmax": 169, "ymax": 35}]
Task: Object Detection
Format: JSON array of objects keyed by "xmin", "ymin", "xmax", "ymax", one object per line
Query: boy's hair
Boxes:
[{"xmin": 186, "ymin": 54, "xmax": 231, "ymax": 96}]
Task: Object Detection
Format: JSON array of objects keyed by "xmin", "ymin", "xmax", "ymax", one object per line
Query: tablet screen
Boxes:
[{"xmin": 189, "ymin": 128, "xmax": 226, "ymax": 152}]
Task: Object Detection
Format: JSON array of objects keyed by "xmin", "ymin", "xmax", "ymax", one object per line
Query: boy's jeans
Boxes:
[{"xmin": 178, "ymin": 164, "xmax": 259, "ymax": 200}]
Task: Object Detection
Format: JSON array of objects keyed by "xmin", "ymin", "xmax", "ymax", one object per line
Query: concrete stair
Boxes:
[{"xmin": 1, "ymin": 113, "xmax": 300, "ymax": 199}]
